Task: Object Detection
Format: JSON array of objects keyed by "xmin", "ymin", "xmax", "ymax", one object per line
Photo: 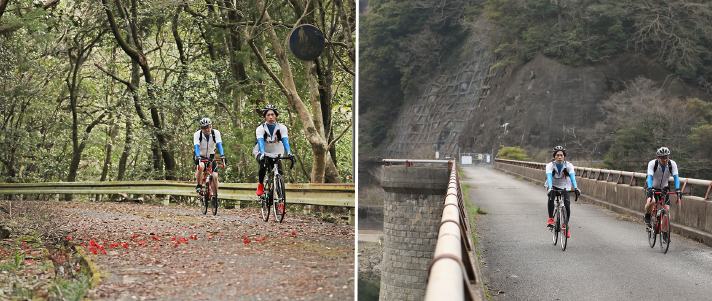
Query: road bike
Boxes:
[
  {"xmin": 198, "ymin": 156, "xmax": 224, "ymax": 216},
  {"xmin": 258, "ymin": 154, "xmax": 295, "ymax": 223},
  {"xmin": 549, "ymin": 188, "xmax": 579, "ymax": 251},
  {"xmin": 647, "ymin": 188, "xmax": 679, "ymax": 254}
]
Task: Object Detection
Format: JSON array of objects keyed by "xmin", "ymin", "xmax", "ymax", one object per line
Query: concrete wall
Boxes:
[{"xmin": 494, "ymin": 162, "xmax": 712, "ymax": 246}]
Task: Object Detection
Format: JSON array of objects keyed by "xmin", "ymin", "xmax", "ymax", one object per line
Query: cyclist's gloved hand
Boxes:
[
  {"xmin": 574, "ymin": 187, "xmax": 581, "ymax": 199},
  {"xmin": 287, "ymin": 153, "xmax": 295, "ymax": 160},
  {"xmin": 547, "ymin": 187, "xmax": 553, "ymax": 197},
  {"xmin": 676, "ymin": 188, "xmax": 682, "ymax": 203},
  {"xmin": 259, "ymin": 153, "xmax": 265, "ymax": 161},
  {"xmin": 221, "ymin": 155, "xmax": 227, "ymax": 166},
  {"xmin": 194, "ymin": 156, "xmax": 200, "ymax": 166}
]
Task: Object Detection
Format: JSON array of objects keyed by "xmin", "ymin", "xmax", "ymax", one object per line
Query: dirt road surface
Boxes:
[{"xmin": 56, "ymin": 201, "xmax": 354, "ymax": 300}]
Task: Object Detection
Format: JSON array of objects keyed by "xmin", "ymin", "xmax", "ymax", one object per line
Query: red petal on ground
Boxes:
[
  {"xmin": 101, "ymin": 250, "xmax": 106, "ymax": 254},
  {"xmin": 132, "ymin": 235, "xmax": 137, "ymax": 238},
  {"xmin": 208, "ymin": 235, "xmax": 212, "ymax": 239},
  {"xmin": 152, "ymin": 235, "xmax": 160, "ymax": 241},
  {"xmin": 292, "ymin": 232, "xmax": 296, "ymax": 236},
  {"xmin": 66, "ymin": 237, "xmax": 71, "ymax": 241}
]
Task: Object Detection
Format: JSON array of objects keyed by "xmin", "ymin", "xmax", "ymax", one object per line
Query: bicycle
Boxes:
[
  {"xmin": 198, "ymin": 156, "xmax": 224, "ymax": 216},
  {"xmin": 549, "ymin": 188, "xmax": 579, "ymax": 251},
  {"xmin": 647, "ymin": 188, "xmax": 679, "ymax": 254},
  {"xmin": 258, "ymin": 154, "xmax": 294, "ymax": 223}
]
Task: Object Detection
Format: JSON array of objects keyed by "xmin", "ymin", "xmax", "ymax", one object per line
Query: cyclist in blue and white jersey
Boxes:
[
  {"xmin": 253, "ymin": 105, "xmax": 293, "ymax": 196},
  {"xmin": 644, "ymin": 147, "xmax": 682, "ymax": 227},
  {"xmin": 194, "ymin": 118, "xmax": 227, "ymax": 193},
  {"xmin": 545, "ymin": 146, "xmax": 581, "ymax": 237}
]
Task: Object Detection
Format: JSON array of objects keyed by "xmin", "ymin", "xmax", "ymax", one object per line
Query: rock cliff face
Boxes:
[
  {"xmin": 457, "ymin": 54, "xmax": 712, "ymax": 158},
  {"xmin": 383, "ymin": 44, "xmax": 493, "ymax": 159}
]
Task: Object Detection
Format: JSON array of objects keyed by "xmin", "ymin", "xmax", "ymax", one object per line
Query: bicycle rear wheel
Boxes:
[
  {"xmin": 648, "ymin": 214, "xmax": 657, "ymax": 248},
  {"xmin": 660, "ymin": 209, "xmax": 670, "ymax": 253},
  {"xmin": 559, "ymin": 206, "xmax": 568, "ymax": 251},
  {"xmin": 272, "ymin": 174, "xmax": 286, "ymax": 223},
  {"xmin": 260, "ymin": 178, "xmax": 272, "ymax": 222},
  {"xmin": 551, "ymin": 209, "xmax": 559, "ymax": 245}
]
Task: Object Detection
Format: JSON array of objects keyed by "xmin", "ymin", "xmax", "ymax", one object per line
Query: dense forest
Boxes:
[
  {"xmin": 359, "ymin": 0, "xmax": 712, "ymax": 177},
  {"xmin": 0, "ymin": 0, "xmax": 355, "ymax": 187}
]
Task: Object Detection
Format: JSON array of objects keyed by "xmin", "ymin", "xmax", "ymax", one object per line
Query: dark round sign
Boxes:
[{"xmin": 287, "ymin": 24, "xmax": 325, "ymax": 61}]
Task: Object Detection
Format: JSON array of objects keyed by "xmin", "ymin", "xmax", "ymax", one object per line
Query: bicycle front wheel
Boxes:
[
  {"xmin": 648, "ymin": 215, "xmax": 657, "ymax": 248},
  {"xmin": 660, "ymin": 210, "xmax": 670, "ymax": 253},
  {"xmin": 272, "ymin": 174, "xmax": 286, "ymax": 223},
  {"xmin": 551, "ymin": 210, "xmax": 559, "ymax": 245},
  {"xmin": 559, "ymin": 206, "xmax": 568, "ymax": 251},
  {"xmin": 260, "ymin": 179, "xmax": 272, "ymax": 222},
  {"xmin": 201, "ymin": 181, "xmax": 209, "ymax": 215}
]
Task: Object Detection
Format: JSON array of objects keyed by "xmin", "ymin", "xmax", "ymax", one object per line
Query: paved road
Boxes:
[{"xmin": 462, "ymin": 166, "xmax": 712, "ymax": 301}]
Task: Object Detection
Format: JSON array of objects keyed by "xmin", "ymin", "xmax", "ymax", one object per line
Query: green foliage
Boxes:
[
  {"xmin": 497, "ymin": 145, "xmax": 530, "ymax": 161},
  {"xmin": 0, "ymin": 0, "xmax": 353, "ymax": 184},
  {"xmin": 483, "ymin": 0, "xmax": 712, "ymax": 92},
  {"xmin": 687, "ymin": 98, "xmax": 712, "ymax": 158}
]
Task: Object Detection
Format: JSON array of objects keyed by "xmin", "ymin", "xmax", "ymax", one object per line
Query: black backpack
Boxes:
[
  {"xmin": 199, "ymin": 129, "xmax": 216, "ymax": 144},
  {"xmin": 653, "ymin": 158, "xmax": 670, "ymax": 173}
]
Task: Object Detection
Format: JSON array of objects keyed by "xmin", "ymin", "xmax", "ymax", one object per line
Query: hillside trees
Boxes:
[
  {"xmin": 484, "ymin": 0, "xmax": 712, "ymax": 92},
  {"xmin": 602, "ymin": 77, "xmax": 695, "ymax": 171}
]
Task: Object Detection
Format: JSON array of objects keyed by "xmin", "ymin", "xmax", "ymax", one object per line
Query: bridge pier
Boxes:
[{"xmin": 379, "ymin": 165, "xmax": 450, "ymax": 301}]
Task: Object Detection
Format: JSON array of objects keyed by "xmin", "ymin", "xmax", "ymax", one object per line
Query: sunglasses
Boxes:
[{"xmin": 200, "ymin": 125, "xmax": 211, "ymax": 129}]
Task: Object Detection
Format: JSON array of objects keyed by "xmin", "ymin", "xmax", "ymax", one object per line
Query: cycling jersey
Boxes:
[
  {"xmin": 646, "ymin": 159, "xmax": 679, "ymax": 190},
  {"xmin": 546, "ymin": 161, "xmax": 577, "ymax": 190},
  {"xmin": 252, "ymin": 122, "xmax": 290, "ymax": 157},
  {"xmin": 193, "ymin": 129, "xmax": 223, "ymax": 157}
]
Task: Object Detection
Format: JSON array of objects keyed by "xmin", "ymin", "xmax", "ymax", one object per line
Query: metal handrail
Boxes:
[
  {"xmin": 495, "ymin": 158, "xmax": 712, "ymax": 200},
  {"xmin": 0, "ymin": 181, "xmax": 355, "ymax": 207},
  {"xmin": 425, "ymin": 160, "xmax": 479, "ymax": 301}
]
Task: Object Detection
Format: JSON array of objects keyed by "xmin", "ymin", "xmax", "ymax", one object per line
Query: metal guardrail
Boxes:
[
  {"xmin": 424, "ymin": 160, "xmax": 480, "ymax": 301},
  {"xmin": 496, "ymin": 159, "xmax": 712, "ymax": 200},
  {"xmin": 0, "ymin": 181, "xmax": 355, "ymax": 207}
]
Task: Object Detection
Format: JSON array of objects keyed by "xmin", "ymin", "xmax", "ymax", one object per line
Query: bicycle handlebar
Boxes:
[
  {"xmin": 550, "ymin": 188, "xmax": 580, "ymax": 202},
  {"xmin": 200, "ymin": 157, "xmax": 225, "ymax": 169},
  {"xmin": 653, "ymin": 190, "xmax": 680, "ymax": 203}
]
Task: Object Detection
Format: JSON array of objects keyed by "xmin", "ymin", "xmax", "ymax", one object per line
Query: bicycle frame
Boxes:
[
  {"xmin": 259, "ymin": 154, "xmax": 294, "ymax": 222},
  {"xmin": 199, "ymin": 157, "xmax": 224, "ymax": 215},
  {"xmin": 550, "ymin": 188, "xmax": 578, "ymax": 251},
  {"xmin": 648, "ymin": 190, "xmax": 678, "ymax": 228},
  {"xmin": 200, "ymin": 157, "xmax": 224, "ymax": 194},
  {"xmin": 647, "ymin": 188, "xmax": 678, "ymax": 253}
]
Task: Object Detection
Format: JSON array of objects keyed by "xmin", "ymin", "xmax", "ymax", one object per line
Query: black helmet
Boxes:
[
  {"xmin": 552, "ymin": 146, "xmax": 566, "ymax": 157},
  {"xmin": 262, "ymin": 104, "xmax": 279, "ymax": 117},
  {"xmin": 656, "ymin": 147, "xmax": 670, "ymax": 157}
]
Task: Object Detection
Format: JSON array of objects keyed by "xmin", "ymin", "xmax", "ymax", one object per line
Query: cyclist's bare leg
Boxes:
[
  {"xmin": 644, "ymin": 197, "xmax": 655, "ymax": 214},
  {"xmin": 212, "ymin": 171, "xmax": 219, "ymax": 196},
  {"xmin": 195, "ymin": 163, "xmax": 205, "ymax": 185}
]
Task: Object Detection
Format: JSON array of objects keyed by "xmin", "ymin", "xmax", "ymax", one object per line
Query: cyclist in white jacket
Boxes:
[{"xmin": 545, "ymin": 146, "xmax": 581, "ymax": 238}]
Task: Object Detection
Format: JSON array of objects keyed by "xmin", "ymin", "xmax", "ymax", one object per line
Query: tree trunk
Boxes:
[
  {"xmin": 102, "ymin": 0, "xmax": 176, "ymax": 180},
  {"xmin": 117, "ymin": 119, "xmax": 131, "ymax": 181}
]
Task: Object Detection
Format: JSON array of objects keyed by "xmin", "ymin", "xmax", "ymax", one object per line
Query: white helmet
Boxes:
[
  {"xmin": 656, "ymin": 147, "xmax": 670, "ymax": 157},
  {"xmin": 199, "ymin": 118, "xmax": 212, "ymax": 127}
]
